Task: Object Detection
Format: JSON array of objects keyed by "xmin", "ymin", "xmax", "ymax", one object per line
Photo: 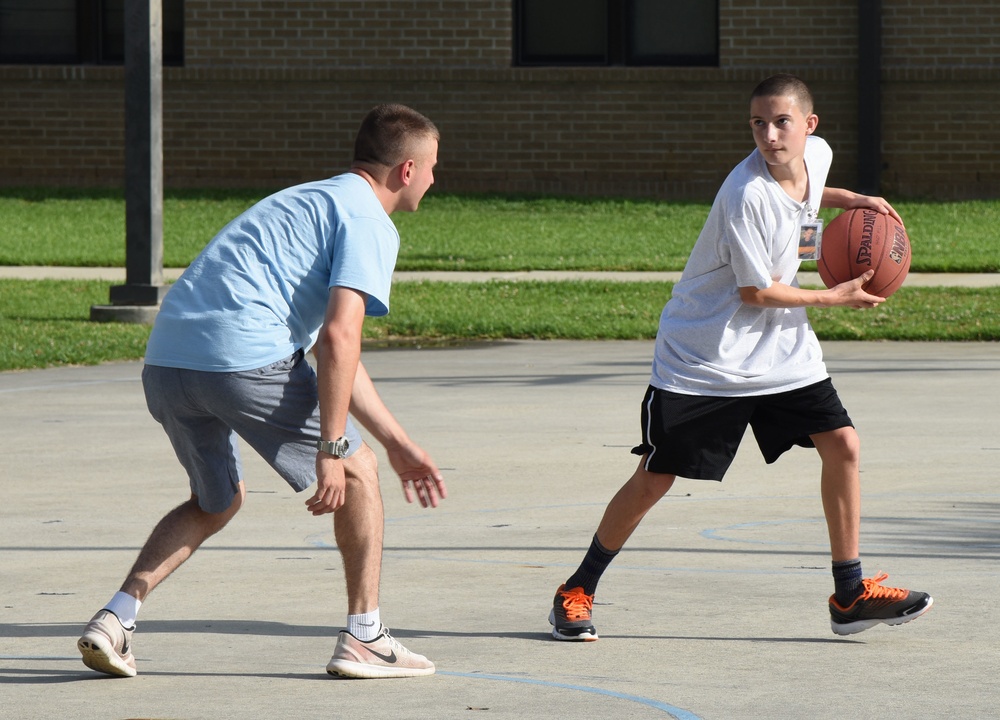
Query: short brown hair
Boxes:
[
  {"xmin": 750, "ymin": 74, "xmax": 814, "ymax": 115},
  {"xmin": 353, "ymin": 104, "xmax": 439, "ymax": 168}
]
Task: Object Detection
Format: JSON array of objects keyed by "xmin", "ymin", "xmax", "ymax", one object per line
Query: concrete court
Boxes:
[{"xmin": 2, "ymin": 339, "xmax": 999, "ymax": 719}]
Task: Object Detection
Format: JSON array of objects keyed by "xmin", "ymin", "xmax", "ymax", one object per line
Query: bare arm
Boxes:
[
  {"xmin": 822, "ymin": 187, "xmax": 903, "ymax": 225},
  {"xmin": 304, "ymin": 286, "xmax": 366, "ymax": 516},
  {"xmin": 349, "ymin": 361, "xmax": 447, "ymax": 508},
  {"xmin": 740, "ymin": 269, "xmax": 882, "ymax": 309},
  {"xmin": 741, "ymin": 188, "xmax": 904, "ymax": 309}
]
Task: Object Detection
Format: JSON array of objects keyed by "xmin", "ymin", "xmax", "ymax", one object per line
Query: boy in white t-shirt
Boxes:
[
  {"xmin": 78, "ymin": 104, "xmax": 447, "ymax": 680},
  {"xmin": 550, "ymin": 74, "xmax": 932, "ymax": 641}
]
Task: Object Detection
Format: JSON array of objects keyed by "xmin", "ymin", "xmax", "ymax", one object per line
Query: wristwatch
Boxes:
[{"xmin": 316, "ymin": 436, "xmax": 350, "ymax": 458}]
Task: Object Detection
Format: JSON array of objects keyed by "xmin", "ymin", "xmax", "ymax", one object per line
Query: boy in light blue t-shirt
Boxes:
[{"xmin": 78, "ymin": 104, "xmax": 447, "ymax": 680}]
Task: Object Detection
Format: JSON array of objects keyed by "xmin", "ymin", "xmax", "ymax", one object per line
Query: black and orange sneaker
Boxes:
[
  {"xmin": 829, "ymin": 572, "xmax": 933, "ymax": 636},
  {"xmin": 549, "ymin": 584, "xmax": 598, "ymax": 641}
]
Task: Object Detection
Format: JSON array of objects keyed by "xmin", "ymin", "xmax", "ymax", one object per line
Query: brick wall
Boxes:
[
  {"xmin": 879, "ymin": 1, "xmax": 1000, "ymax": 197},
  {"xmin": 882, "ymin": 0, "xmax": 1000, "ymax": 64},
  {"xmin": 184, "ymin": 0, "xmax": 510, "ymax": 67},
  {"xmin": 0, "ymin": 0, "xmax": 997, "ymax": 200}
]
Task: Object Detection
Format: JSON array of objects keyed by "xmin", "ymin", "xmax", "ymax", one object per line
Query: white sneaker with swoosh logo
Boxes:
[
  {"xmin": 326, "ymin": 625, "xmax": 435, "ymax": 678},
  {"xmin": 77, "ymin": 610, "xmax": 137, "ymax": 677}
]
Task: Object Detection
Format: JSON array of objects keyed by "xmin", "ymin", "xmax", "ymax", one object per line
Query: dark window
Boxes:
[
  {"xmin": 0, "ymin": 0, "xmax": 184, "ymax": 65},
  {"xmin": 515, "ymin": 0, "xmax": 717, "ymax": 67}
]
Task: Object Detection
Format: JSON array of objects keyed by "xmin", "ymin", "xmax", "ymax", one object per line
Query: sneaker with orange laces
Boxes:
[
  {"xmin": 549, "ymin": 584, "xmax": 598, "ymax": 641},
  {"xmin": 829, "ymin": 572, "xmax": 933, "ymax": 636}
]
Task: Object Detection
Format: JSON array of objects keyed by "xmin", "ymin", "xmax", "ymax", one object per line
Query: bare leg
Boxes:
[
  {"xmin": 119, "ymin": 481, "xmax": 246, "ymax": 601},
  {"xmin": 333, "ymin": 443, "xmax": 383, "ymax": 615},
  {"xmin": 595, "ymin": 457, "xmax": 676, "ymax": 552},
  {"xmin": 813, "ymin": 427, "xmax": 862, "ymax": 563}
]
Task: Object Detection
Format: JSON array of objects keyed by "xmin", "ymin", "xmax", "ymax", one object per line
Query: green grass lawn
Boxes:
[
  {"xmin": 0, "ymin": 189, "xmax": 997, "ymax": 371},
  {"xmin": 2, "ymin": 188, "xmax": 998, "ymax": 272}
]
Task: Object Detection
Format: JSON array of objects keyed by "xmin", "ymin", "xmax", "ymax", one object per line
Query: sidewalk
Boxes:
[{"xmin": 1, "ymin": 265, "xmax": 999, "ymax": 286}]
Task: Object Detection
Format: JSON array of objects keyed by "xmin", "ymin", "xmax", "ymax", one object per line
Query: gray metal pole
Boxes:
[
  {"xmin": 92, "ymin": 0, "xmax": 168, "ymax": 323},
  {"xmin": 857, "ymin": 0, "xmax": 882, "ymax": 195}
]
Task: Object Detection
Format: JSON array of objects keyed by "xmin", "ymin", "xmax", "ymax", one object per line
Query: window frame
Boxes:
[{"xmin": 0, "ymin": 0, "xmax": 184, "ymax": 66}]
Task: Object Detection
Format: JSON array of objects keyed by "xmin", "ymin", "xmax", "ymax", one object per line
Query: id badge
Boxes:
[{"xmin": 798, "ymin": 220, "xmax": 823, "ymax": 261}]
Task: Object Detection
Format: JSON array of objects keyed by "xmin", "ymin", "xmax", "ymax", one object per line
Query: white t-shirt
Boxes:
[
  {"xmin": 650, "ymin": 136, "xmax": 833, "ymax": 397},
  {"xmin": 145, "ymin": 173, "xmax": 398, "ymax": 372}
]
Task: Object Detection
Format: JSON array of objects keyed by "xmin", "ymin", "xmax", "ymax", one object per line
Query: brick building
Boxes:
[{"xmin": 1, "ymin": 1, "xmax": 998, "ymax": 200}]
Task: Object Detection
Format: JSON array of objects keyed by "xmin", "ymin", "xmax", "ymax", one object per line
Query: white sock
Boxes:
[
  {"xmin": 103, "ymin": 592, "xmax": 141, "ymax": 629},
  {"xmin": 347, "ymin": 608, "xmax": 381, "ymax": 642}
]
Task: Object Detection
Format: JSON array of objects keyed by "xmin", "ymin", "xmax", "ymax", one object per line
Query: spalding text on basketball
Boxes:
[{"xmin": 854, "ymin": 210, "xmax": 876, "ymax": 267}]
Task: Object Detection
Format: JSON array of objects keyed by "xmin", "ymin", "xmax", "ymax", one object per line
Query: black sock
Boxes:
[
  {"xmin": 832, "ymin": 558, "xmax": 864, "ymax": 606},
  {"xmin": 564, "ymin": 534, "xmax": 620, "ymax": 596}
]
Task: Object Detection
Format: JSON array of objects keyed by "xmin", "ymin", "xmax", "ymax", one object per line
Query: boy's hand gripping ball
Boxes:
[{"xmin": 817, "ymin": 208, "xmax": 911, "ymax": 298}]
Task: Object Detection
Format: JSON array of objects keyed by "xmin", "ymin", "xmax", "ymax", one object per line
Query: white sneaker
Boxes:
[
  {"xmin": 326, "ymin": 625, "xmax": 435, "ymax": 679},
  {"xmin": 77, "ymin": 610, "xmax": 137, "ymax": 677}
]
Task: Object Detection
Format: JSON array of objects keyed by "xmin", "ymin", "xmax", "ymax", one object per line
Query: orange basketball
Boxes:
[{"xmin": 817, "ymin": 208, "xmax": 911, "ymax": 298}]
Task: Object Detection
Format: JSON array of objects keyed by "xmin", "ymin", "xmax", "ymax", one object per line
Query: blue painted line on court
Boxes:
[
  {"xmin": 439, "ymin": 670, "xmax": 703, "ymax": 720},
  {"xmin": 701, "ymin": 518, "xmax": 825, "ymax": 546}
]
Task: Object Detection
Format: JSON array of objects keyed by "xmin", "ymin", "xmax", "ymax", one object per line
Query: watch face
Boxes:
[{"xmin": 318, "ymin": 437, "xmax": 349, "ymax": 457}]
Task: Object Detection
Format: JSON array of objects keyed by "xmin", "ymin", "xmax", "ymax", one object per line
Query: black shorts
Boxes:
[{"xmin": 631, "ymin": 378, "xmax": 853, "ymax": 481}]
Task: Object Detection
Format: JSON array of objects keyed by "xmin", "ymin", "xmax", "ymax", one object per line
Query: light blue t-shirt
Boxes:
[{"xmin": 145, "ymin": 173, "xmax": 399, "ymax": 372}]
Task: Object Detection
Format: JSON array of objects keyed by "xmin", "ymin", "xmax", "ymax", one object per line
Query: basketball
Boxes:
[{"xmin": 816, "ymin": 208, "xmax": 911, "ymax": 297}]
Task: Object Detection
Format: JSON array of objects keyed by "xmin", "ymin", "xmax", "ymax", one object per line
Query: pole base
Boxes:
[{"xmin": 90, "ymin": 304, "xmax": 160, "ymax": 325}]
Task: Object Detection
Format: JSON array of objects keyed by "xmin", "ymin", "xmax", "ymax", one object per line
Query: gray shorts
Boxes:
[{"xmin": 142, "ymin": 350, "xmax": 362, "ymax": 513}]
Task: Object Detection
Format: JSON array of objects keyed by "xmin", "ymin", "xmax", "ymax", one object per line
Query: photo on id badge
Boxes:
[{"xmin": 798, "ymin": 221, "xmax": 822, "ymax": 261}]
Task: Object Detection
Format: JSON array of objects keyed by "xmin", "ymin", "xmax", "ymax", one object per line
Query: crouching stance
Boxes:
[{"xmin": 79, "ymin": 104, "xmax": 447, "ymax": 678}]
